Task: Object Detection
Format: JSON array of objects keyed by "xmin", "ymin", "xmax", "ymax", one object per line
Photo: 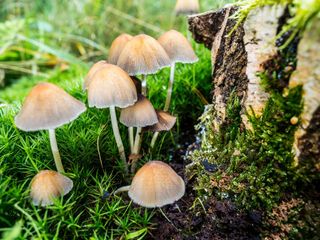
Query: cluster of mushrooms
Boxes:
[{"xmin": 14, "ymin": 2, "xmax": 199, "ymax": 209}]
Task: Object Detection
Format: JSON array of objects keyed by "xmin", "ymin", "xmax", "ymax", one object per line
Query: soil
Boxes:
[{"xmin": 149, "ymin": 139, "xmax": 262, "ymax": 240}]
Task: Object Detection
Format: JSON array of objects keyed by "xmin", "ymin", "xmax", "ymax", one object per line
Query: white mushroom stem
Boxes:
[
  {"xmin": 141, "ymin": 75, "xmax": 147, "ymax": 96},
  {"xmin": 49, "ymin": 129, "xmax": 65, "ymax": 173},
  {"xmin": 114, "ymin": 185, "xmax": 130, "ymax": 195},
  {"xmin": 150, "ymin": 63, "xmax": 176, "ymax": 149},
  {"xmin": 129, "ymin": 127, "xmax": 134, "ymax": 153},
  {"xmin": 164, "ymin": 62, "xmax": 176, "ymax": 111},
  {"xmin": 150, "ymin": 132, "xmax": 159, "ymax": 149},
  {"xmin": 109, "ymin": 106, "xmax": 128, "ymax": 173},
  {"xmin": 133, "ymin": 127, "xmax": 142, "ymax": 155}
]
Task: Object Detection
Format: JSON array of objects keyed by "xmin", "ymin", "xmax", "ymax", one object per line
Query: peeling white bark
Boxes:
[
  {"xmin": 242, "ymin": 5, "xmax": 285, "ymax": 129},
  {"xmin": 289, "ymin": 22, "xmax": 320, "ymax": 165}
]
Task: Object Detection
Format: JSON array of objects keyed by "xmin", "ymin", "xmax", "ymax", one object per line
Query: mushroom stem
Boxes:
[
  {"xmin": 48, "ymin": 129, "xmax": 65, "ymax": 173},
  {"xmin": 141, "ymin": 75, "xmax": 147, "ymax": 96},
  {"xmin": 133, "ymin": 127, "xmax": 142, "ymax": 155},
  {"xmin": 150, "ymin": 63, "xmax": 176, "ymax": 149},
  {"xmin": 164, "ymin": 63, "xmax": 176, "ymax": 111},
  {"xmin": 114, "ymin": 185, "xmax": 131, "ymax": 195},
  {"xmin": 109, "ymin": 106, "xmax": 128, "ymax": 173},
  {"xmin": 129, "ymin": 127, "xmax": 134, "ymax": 153},
  {"xmin": 131, "ymin": 129, "xmax": 144, "ymax": 173},
  {"xmin": 150, "ymin": 132, "xmax": 159, "ymax": 149}
]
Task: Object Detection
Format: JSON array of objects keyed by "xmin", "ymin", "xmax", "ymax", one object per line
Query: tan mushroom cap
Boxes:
[
  {"xmin": 120, "ymin": 94, "xmax": 158, "ymax": 127},
  {"xmin": 174, "ymin": 0, "xmax": 199, "ymax": 15},
  {"xmin": 128, "ymin": 161, "xmax": 185, "ymax": 208},
  {"xmin": 83, "ymin": 60, "xmax": 108, "ymax": 90},
  {"xmin": 15, "ymin": 83, "xmax": 86, "ymax": 131},
  {"xmin": 87, "ymin": 63, "xmax": 137, "ymax": 108},
  {"xmin": 158, "ymin": 30, "xmax": 198, "ymax": 64},
  {"xmin": 108, "ymin": 33, "xmax": 133, "ymax": 65},
  {"xmin": 30, "ymin": 170, "xmax": 73, "ymax": 206},
  {"xmin": 117, "ymin": 34, "xmax": 171, "ymax": 75},
  {"xmin": 144, "ymin": 110, "xmax": 176, "ymax": 132}
]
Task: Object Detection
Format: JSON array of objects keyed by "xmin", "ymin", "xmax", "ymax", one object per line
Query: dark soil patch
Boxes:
[{"xmin": 150, "ymin": 142, "xmax": 262, "ymax": 240}]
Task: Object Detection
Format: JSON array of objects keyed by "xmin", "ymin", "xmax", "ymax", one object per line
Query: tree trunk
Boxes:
[{"xmin": 188, "ymin": 5, "xmax": 319, "ymax": 163}]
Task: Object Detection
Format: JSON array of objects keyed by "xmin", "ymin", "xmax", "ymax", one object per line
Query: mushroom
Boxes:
[
  {"xmin": 30, "ymin": 170, "xmax": 73, "ymax": 206},
  {"xmin": 158, "ymin": 30, "xmax": 198, "ymax": 111},
  {"xmin": 108, "ymin": 33, "xmax": 133, "ymax": 65},
  {"xmin": 15, "ymin": 82, "xmax": 86, "ymax": 173},
  {"xmin": 150, "ymin": 30, "xmax": 198, "ymax": 148},
  {"xmin": 86, "ymin": 63, "xmax": 137, "ymax": 173},
  {"xmin": 144, "ymin": 110, "xmax": 176, "ymax": 132},
  {"xmin": 120, "ymin": 94, "xmax": 158, "ymax": 171},
  {"xmin": 117, "ymin": 34, "xmax": 171, "ymax": 96},
  {"xmin": 174, "ymin": 0, "xmax": 199, "ymax": 15},
  {"xmin": 114, "ymin": 161, "xmax": 185, "ymax": 208}
]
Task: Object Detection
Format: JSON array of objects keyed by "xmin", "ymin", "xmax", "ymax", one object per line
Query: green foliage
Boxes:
[{"xmin": 188, "ymin": 70, "xmax": 304, "ymax": 211}]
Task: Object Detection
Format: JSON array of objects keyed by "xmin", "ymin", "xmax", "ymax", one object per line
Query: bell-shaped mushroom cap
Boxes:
[
  {"xmin": 174, "ymin": 0, "xmax": 199, "ymax": 15},
  {"xmin": 15, "ymin": 83, "xmax": 86, "ymax": 131},
  {"xmin": 120, "ymin": 94, "xmax": 158, "ymax": 127},
  {"xmin": 117, "ymin": 34, "xmax": 171, "ymax": 75},
  {"xmin": 128, "ymin": 161, "xmax": 185, "ymax": 208},
  {"xmin": 108, "ymin": 33, "xmax": 133, "ymax": 65},
  {"xmin": 158, "ymin": 30, "xmax": 198, "ymax": 64},
  {"xmin": 87, "ymin": 63, "xmax": 137, "ymax": 108},
  {"xmin": 144, "ymin": 110, "xmax": 176, "ymax": 132},
  {"xmin": 30, "ymin": 170, "xmax": 73, "ymax": 206},
  {"xmin": 83, "ymin": 60, "xmax": 108, "ymax": 90}
]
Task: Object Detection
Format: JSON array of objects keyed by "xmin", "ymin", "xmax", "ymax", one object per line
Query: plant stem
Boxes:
[
  {"xmin": 129, "ymin": 127, "xmax": 134, "ymax": 153},
  {"xmin": 141, "ymin": 75, "xmax": 147, "ymax": 96},
  {"xmin": 114, "ymin": 185, "xmax": 130, "ymax": 195},
  {"xmin": 164, "ymin": 63, "xmax": 175, "ymax": 111},
  {"xmin": 109, "ymin": 106, "xmax": 128, "ymax": 174},
  {"xmin": 49, "ymin": 129, "xmax": 65, "ymax": 173}
]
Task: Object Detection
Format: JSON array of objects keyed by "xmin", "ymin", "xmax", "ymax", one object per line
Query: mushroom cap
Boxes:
[
  {"xmin": 30, "ymin": 170, "xmax": 73, "ymax": 206},
  {"xmin": 87, "ymin": 63, "xmax": 137, "ymax": 108},
  {"xmin": 117, "ymin": 34, "xmax": 171, "ymax": 75},
  {"xmin": 108, "ymin": 33, "xmax": 133, "ymax": 65},
  {"xmin": 174, "ymin": 0, "xmax": 199, "ymax": 15},
  {"xmin": 144, "ymin": 110, "xmax": 176, "ymax": 132},
  {"xmin": 83, "ymin": 60, "xmax": 108, "ymax": 90},
  {"xmin": 128, "ymin": 161, "xmax": 185, "ymax": 208},
  {"xmin": 120, "ymin": 94, "xmax": 158, "ymax": 127},
  {"xmin": 15, "ymin": 83, "xmax": 86, "ymax": 131},
  {"xmin": 158, "ymin": 30, "xmax": 198, "ymax": 64}
]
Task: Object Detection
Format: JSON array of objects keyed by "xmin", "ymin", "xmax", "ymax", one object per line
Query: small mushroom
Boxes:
[
  {"xmin": 146, "ymin": 110, "xmax": 177, "ymax": 148},
  {"xmin": 115, "ymin": 161, "xmax": 185, "ymax": 208},
  {"xmin": 120, "ymin": 94, "xmax": 158, "ymax": 171},
  {"xmin": 120, "ymin": 94, "xmax": 158, "ymax": 128},
  {"xmin": 174, "ymin": 0, "xmax": 199, "ymax": 15},
  {"xmin": 145, "ymin": 110, "xmax": 176, "ymax": 132},
  {"xmin": 30, "ymin": 170, "xmax": 73, "ymax": 206},
  {"xmin": 117, "ymin": 34, "xmax": 171, "ymax": 95},
  {"xmin": 86, "ymin": 63, "xmax": 137, "ymax": 173},
  {"xmin": 108, "ymin": 33, "xmax": 133, "ymax": 65},
  {"xmin": 158, "ymin": 30, "xmax": 198, "ymax": 111},
  {"xmin": 15, "ymin": 83, "xmax": 86, "ymax": 173}
]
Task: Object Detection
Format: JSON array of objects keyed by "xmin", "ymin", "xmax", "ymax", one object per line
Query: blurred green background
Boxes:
[{"xmin": 0, "ymin": 0, "xmax": 232, "ymax": 88}]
